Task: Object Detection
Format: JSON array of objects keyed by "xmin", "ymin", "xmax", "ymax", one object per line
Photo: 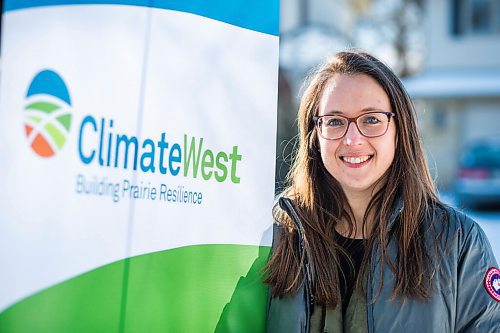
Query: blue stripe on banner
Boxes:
[{"xmin": 3, "ymin": 0, "xmax": 279, "ymax": 36}]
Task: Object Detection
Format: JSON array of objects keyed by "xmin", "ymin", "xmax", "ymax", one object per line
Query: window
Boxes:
[{"xmin": 452, "ymin": 0, "xmax": 500, "ymax": 35}]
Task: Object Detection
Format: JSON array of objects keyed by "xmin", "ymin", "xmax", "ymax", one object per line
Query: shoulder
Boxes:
[
  {"xmin": 427, "ymin": 203, "xmax": 485, "ymax": 247},
  {"xmin": 435, "ymin": 206, "xmax": 500, "ymax": 330},
  {"xmin": 423, "ymin": 203, "xmax": 499, "ymax": 270},
  {"xmin": 429, "ymin": 203, "xmax": 498, "ymax": 268},
  {"xmin": 270, "ymin": 196, "xmax": 295, "ymax": 248},
  {"xmin": 272, "ymin": 194, "xmax": 300, "ymax": 232}
]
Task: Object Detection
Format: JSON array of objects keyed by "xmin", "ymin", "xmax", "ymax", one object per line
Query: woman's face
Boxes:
[{"xmin": 317, "ymin": 73, "xmax": 396, "ymax": 197}]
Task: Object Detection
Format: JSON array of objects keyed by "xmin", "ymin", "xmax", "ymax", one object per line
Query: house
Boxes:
[{"xmin": 403, "ymin": 0, "xmax": 500, "ymax": 189}]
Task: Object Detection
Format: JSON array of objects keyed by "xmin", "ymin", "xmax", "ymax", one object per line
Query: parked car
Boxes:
[{"xmin": 455, "ymin": 138, "xmax": 500, "ymax": 209}]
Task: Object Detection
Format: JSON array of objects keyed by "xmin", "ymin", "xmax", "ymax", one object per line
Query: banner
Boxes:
[{"xmin": 0, "ymin": 1, "xmax": 279, "ymax": 331}]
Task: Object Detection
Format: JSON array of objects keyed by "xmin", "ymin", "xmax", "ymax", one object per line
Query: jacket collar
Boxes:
[{"xmin": 387, "ymin": 196, "xmax": 404, "ymax": 231}]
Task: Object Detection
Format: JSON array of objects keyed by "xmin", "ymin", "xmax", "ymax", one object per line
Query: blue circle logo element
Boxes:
[{"xmin": 24, "ymin": 70, "xmax": 72, "ymax": 157}]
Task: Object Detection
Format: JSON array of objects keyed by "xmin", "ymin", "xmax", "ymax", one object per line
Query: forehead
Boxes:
[{"xmin": 319, "ymin": 73, "xmax": 390, "ymax": 115}]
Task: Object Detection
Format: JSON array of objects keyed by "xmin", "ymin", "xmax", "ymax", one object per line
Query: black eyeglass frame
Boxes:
[{"xmin": 312, "ymin": 111, "xmax": 396, "ymax": 140}]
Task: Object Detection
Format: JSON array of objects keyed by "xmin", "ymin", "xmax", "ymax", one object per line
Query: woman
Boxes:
[{"xmin": 265, "ymin": 50, "xmax": 500, "ymax": 332}]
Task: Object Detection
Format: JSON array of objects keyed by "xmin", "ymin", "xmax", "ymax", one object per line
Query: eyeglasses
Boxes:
[{"xmin": 313, "ymin": 112, "xmax": 396, "ymax": 140}]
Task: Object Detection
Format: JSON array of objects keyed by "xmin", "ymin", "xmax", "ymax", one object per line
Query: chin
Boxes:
[{"xmin": 341, "ymin": 180, "xmax": 379, "ymax": 194}]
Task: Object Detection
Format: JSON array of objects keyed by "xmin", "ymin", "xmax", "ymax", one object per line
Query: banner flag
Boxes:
[{"xmin": 0, "ymin": 1, "xmax": 279, "ymax": 331}]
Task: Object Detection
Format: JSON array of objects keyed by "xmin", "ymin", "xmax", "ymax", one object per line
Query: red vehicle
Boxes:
[{"xmin": 455, "ymin": 138, "xmax": 500, "ymax": 209}]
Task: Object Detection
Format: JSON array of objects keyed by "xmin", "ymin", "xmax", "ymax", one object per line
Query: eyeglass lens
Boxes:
[{"xmin": 318, "ymin": 113, "xmax": 390, "ymax": 139}]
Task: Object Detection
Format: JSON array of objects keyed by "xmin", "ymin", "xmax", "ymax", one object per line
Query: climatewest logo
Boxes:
[
  {"xmin": 22, "ymin": 69, "xmax": 242, "ymax": 188},
  {"xmin": 24, "ymin": 70, "xmax": 72, "ymax": 157}
]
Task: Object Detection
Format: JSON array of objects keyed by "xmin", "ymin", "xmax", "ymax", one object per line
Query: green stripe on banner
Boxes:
[
  {"xmin": 3, "ymin": 0, "xmax": 280, "ymax": 36},
  {"xmin": 0, "ymin": 244, "xmax": 270, "ymax": 332}
]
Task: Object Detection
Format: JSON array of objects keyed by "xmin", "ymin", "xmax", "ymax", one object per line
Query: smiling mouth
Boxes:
[{"xmin": 340, "ymin": 155, "xmax": 373, "ymax": 164}]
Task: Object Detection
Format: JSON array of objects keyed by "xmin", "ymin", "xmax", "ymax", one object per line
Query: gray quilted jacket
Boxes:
[{"xmin": 266, "ymin": 198, "xmax": 500, "ymax": 332}]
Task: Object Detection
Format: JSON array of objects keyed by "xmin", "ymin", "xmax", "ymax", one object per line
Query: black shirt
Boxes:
[{"xmin": 335, "ymin": 231, "xmax": 366, "ymax": 317}]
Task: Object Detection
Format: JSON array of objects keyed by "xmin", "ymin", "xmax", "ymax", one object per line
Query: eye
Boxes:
[
  {"xmin": 362, "ymin": 115, "xmax": 382, "ymax": 125},
  {"xmin": 325, "ymin": 117, "xmax": 345, "ymax": 127}
]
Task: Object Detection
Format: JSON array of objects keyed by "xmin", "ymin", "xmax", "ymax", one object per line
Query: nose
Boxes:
[{"xmin": 343, "ymin": 122, "xmax": 363, "ymax": 146}]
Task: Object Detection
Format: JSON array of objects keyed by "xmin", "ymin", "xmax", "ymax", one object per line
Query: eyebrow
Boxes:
[{"xmin": 323, "ymin": 107, "xmax": 388, "ymax": 115}]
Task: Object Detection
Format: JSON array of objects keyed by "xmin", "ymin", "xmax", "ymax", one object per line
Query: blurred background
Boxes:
[
  {"xmin": 0, "ymin": 0, "xmax": 499, "ymax": 253},
  {"xmin": 274, "ymin": 0, "xmax": 500, "ymax": 257}
]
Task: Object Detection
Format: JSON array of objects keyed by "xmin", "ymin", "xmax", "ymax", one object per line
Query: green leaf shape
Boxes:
[
  {"xmin": 27, "ymin": 115, "xmax": 43, "ymax": 124},
  {"xmin": 56, "ymin": 114, "xmax": 72, "ymax": 131},
  {"xmin": 0, "ymin": 244, "xmax": 270, "ymax": 333},
  {"xmin": 44, "ymin": 123, "xmax": 66, "ymax": 149},
  {"xmin": 25, "ymin": 102, "xmax": 60, "ymax": 114}
]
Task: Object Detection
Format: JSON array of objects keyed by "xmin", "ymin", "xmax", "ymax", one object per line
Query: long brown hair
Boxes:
[{"xmin": 265, "ymin": 50, "xmax": 448, "ymax": 307}]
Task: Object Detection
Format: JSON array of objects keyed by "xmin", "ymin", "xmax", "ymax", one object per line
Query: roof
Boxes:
[{"xmin": 402, "ymin": 69, "xmax": 500, "ymax": 99}]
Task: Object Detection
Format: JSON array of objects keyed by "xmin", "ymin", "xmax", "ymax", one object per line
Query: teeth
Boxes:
[{"xmin": 342, "ymin": 156, "xmax": 370, "ymax": 164}]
